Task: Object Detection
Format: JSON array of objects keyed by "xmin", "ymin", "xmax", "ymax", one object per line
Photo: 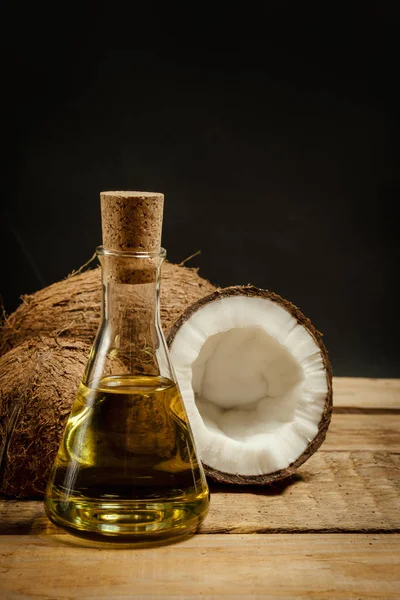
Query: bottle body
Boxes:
[{"xmin": 45, "ymin": 249, "xmax": 209, "ymax": 539}]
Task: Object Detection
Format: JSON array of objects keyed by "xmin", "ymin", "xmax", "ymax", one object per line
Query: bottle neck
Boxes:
[
  {"xmin": 102, "ymin": 259, "xmax": 160, "ymax": 327},
  {"xmin": 102, "ymin": 256, "xmax": 162, "ymax": 375},
  {"xmin": 87, "ymin": 250, "xmax": 166, "ymax": 381}
]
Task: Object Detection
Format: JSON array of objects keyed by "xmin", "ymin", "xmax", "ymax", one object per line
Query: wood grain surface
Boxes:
[
  {"xmin": 332, "ymin": 377, "xmax": 400, "ymax": 410},
  {"xmin": 1, "ymin": 377, "xmax": 399, "ymax": 599},
  {"xmin": 0, "ymin": 534, "xmax": 399, "ymax": 599},
  {"xmin": 1, "ymin": 450, "xmax": 399, "ymax": 535}
]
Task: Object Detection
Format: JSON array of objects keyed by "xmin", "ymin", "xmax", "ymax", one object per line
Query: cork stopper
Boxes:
[{"xmin": 100, "ymin": 191, "xmax": 164, "ymax": 253}]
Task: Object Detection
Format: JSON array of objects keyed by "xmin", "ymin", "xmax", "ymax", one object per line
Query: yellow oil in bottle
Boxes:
[{"xmin": 45, "ymin": 375, "xmax": 209, "ymax": 540}]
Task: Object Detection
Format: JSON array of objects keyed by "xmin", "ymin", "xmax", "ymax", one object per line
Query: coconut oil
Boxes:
[{"xmin": 45, "ymin": 375, "xmax": 209, "ymax": 539}]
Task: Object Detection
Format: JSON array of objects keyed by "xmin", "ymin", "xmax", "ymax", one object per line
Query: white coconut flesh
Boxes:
[{"xmin": 169, "ymin": 295, "xmax": 329, "ymax": 476}]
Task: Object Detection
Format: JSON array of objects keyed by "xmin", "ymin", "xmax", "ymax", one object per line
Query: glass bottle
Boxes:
[{"xmin": 44, "ymin": 244, "xmax": 209, "ymax": 540}]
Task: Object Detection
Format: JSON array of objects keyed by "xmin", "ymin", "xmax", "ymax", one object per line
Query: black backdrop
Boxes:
[{"xmin": 2, "ymin": 4, "xmax": 399, "ymax": 377}]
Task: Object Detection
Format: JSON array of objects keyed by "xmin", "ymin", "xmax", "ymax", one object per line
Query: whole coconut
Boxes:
[
  {"xmin": 0, "ymin": 262, "xmax": 216, "ymax": 497},
  {"xmin": 0, "ymin": 262, "xmax": 216, "ymax": 356}
]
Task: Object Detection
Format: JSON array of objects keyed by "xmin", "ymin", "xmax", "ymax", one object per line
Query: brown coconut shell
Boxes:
[
  {"xmin": 0, "ymin": 262, "xmax": 216, "ymax": 357},
  {"xmin": 167, "ymin": 285, "xmax": 333, "ymax": 486},
  {"xmin": 0, "ymin": 262, "xmax": 216, "ymax": 498},
  {"xmin": 0, "ymin": 337, "xmax": 90, "ymax": 497}
]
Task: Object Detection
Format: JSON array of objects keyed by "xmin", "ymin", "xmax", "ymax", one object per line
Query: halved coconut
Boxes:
[{"xmin": 168, "ymin": 286, "xmax": 332, "ymax": 485}]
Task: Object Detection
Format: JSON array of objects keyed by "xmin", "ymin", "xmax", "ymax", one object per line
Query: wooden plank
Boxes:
[
  {"xmin": 323, "ymin": 414, "xmax": 400, "ymax": 451},
  {"xmin": 206, "ymin": 451, "xmax": 400, "ymax": 534},
  {"xmin": 2, "ymin": 451, "xmax": 399, "ymax": 535},
  {"xmin": 333, "ymin": 377, "xmax": 400, "ymax": 410},
  {"xmin": 0, "ymin": 534, "xmax": 399, "ymax": 599}
]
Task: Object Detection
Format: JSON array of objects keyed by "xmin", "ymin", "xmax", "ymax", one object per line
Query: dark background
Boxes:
[{"xmin": 2, "ymin": 4, "xmax": 399, "ymax": 376}]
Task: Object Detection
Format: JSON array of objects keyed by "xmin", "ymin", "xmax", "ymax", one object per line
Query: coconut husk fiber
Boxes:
[
  {"xmin": 0, "ymin": 337, "xmax": 90, "ymax": 497},
  {"xmin": 0, "ymin": 262, "xmax": 216, "ymax": 357},
  {"xmin": 0, "ymin": 261, "xmax": 216, "ymax": 497}
]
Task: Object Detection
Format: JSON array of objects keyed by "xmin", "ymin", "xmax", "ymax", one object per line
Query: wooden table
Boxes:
[{"xmin": 1, "ymin": 378, "xmax": 399, "ymax": 599}]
